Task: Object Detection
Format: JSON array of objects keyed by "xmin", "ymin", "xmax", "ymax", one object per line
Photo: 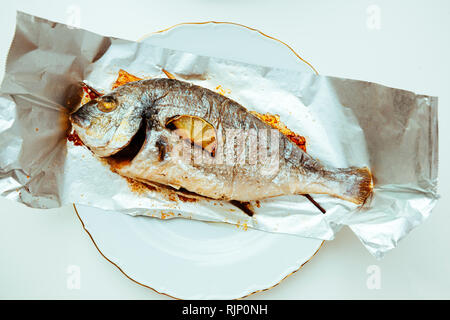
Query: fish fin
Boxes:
[
  {"xmin": 162, "ymin": 69, "xmax": 176, "ymax": 79},
  {"xmin": 165, "ymin": 115, "xmax": 217, "ymax": 156},
  {"xmin": 155, "ymin": 135, "xmax": 169, "ymax": 162},
  {"xmin": 339, "ymin": 167, "xmax": 373, "ymax": 205},
  {"xmin": 229, "ymin": 200, "xmax": 255, "ymax": 216}
]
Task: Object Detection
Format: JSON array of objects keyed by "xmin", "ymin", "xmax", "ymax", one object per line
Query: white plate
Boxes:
[{"xmin": 75, "ymin": 22, "xmax": 323, "ymax": 300}]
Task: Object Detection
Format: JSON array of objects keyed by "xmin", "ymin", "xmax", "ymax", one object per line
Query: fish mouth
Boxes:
[
  {"xmin": 69, "ymin": 100, "xmax": 97, "ymax": 127},
  {"xmin": 109, "ymin": 118, "xmax": 147, "ymax": 162},
  {"xmin": 68, "ymin": 112, "xmax": 83, "ymax": 127}
]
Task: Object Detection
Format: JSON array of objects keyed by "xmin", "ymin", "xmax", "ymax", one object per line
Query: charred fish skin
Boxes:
[{"xmin": 70, "ymin": 78, "xmax": 373, "ymax": 204}]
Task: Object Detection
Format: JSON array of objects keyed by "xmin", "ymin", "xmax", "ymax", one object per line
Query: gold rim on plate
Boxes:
[
  {"xmin": 138, "ymin": 21, "xmax": 319, "ymax": 75},
  {"xmin": 73, "ymin": 21, "xmax": 324, "ymax": 300}
]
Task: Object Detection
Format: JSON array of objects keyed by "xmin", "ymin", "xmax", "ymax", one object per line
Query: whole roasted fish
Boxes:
[{"xmin": 70, "ymin": 79, "xmax": 373, "ymax": 204}]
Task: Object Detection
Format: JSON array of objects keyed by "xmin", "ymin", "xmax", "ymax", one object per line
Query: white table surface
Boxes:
[{"xmin": 0, "ymin": 0, "xmax": 448, "ymax": 299}]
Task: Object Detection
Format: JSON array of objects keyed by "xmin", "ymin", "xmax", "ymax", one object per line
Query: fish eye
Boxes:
[{"xmin": 97, "ymin": 96, "xmax": 117, "ymax": 112}]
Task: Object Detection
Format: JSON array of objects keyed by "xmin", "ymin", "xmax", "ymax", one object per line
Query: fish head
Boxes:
[{"xmin": 70, "ymin": 88, "xmax": 144, "ymax": 157}]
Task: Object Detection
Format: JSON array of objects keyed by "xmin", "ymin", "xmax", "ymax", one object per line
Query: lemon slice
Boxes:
[{"xmin": 166, "ymin": 115, "xmax": 216, "ymax": 156}]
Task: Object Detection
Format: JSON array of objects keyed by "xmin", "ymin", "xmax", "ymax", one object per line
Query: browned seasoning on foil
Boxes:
[{"xmin": 67, "ymin": 131, "xmax": 84, "ymax": 146}]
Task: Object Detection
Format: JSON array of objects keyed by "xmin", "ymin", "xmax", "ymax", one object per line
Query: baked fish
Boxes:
[{"xmin": 70, "ymin": 78, "xmax": 373, "ymax": 204}]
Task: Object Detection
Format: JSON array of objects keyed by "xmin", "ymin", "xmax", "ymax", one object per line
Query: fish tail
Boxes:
[{"xmin": 336, "ymin": 167, "xmax": 373, "ymax": 205}]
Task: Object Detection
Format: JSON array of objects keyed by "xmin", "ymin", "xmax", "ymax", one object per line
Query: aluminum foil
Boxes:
[{"xmin": 0, "ymin": 12, "xmax": 439, "ymax": 258}]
